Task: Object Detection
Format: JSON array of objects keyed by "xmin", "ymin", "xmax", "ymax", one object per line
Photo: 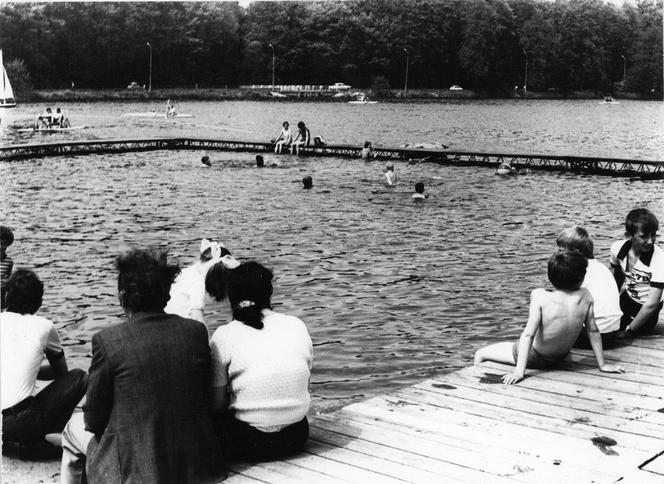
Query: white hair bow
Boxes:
[{"xmin": 200, "ymin": 239, "xmax": 223, "ymax": 260}]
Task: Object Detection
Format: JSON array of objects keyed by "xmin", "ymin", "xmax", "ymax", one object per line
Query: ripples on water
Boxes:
[{"xmin": 2, "ymin": 150, "xmax": 662, "ymax": 412}]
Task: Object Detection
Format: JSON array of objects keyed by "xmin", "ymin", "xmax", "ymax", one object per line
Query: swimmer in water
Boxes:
[
  {"xmin": 384, "ymin": 164, "xmax": 396, "ymax": 186},
  {"xmin": 256, "ymin": 155, "xmax": 265, "ymax": 168},
  {"xmin": 201, "ymin": 156, "xmax": 211, "ymax": 167},
  {"xmin": 302, "ymin": 175, "xmax": 313, "ymax": 189},
  {"xmin": 496, "ymin": 162, "xmax": 517, "ymax": 175},
  {"xmin": 412, "ymin": 182, "xmax": 428, "ymax": 200}
]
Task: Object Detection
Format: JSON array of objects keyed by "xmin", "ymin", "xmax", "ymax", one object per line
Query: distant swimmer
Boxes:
[
  {"xmin": 384, "ymin": 164, "xmax": 397, "ymax": 186},
  {"xmin": 256, "ymin": 154, "xmax": 265, "ymax": 168},
  {"xmin": 361, "ymin": 141, "xmax": 374, "ymax": 160},
  {"xmin": 302, "ymin": 175, "xmax": 313, "ymax": 189},
  {"xmin": 201, "ymin": 156, "xmax": 211, "ymax": 167},
  {"xmin": 412, "ymin": 182, "xmax": 428, "ymax": 200},
  {"xmin": 496, "ymin": 162, "xmax": 517, "ymax": 175}
]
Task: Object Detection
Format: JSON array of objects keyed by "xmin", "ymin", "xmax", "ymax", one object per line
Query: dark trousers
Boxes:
[
  {"xmin": 2, "ymin": 369, "xmax": 87, "ymax": 444},
  {"xmin": 619, "ymin": 291, "xmax": 662, "ymax": 334},
  {"xmin": 215, "ymin": 412, "xmax": 309, "ymax": 462}
]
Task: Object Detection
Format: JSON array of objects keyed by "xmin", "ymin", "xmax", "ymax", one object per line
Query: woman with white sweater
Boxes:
[{"xmin": 210, "ymin": 261, "xmax": 313, "ymax": 461}]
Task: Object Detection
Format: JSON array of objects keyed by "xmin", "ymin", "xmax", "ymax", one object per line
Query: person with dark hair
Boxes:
[
  {"xmin": 609, "ymin": 208, "xmax": 663, "ymax": 336},
  {"xmin": 474, "ymin": 251, "xmax": 624, "ymax": 384},
  {"xmin": 273, "ymin": 121, "xmax": 292, "ymax": 154},
  {"xmin": 1, "ymin": 225, "xmax": 14, "ymax": 307},
  {"xmin": 165, "ymin": 238, "xmax": 238, "ymax": 324},
  {"xmin": 210, "ymin": 261, "xmax": 313, "ymax": 461},
  {"xmin": 302, "ymin": 175, "xmax": 313, "ymax": 189},
  {"xmin": 290, "ymin": 121, "xmax": 311, "ymax": 155},
  {"xmin": 1, "ymin": 269, "xmax": 87, "ymax": 458},
  {"xmin": 200, "ymin": 155, "xmax": 211, "ymax": 167},
  {"xmin": 412, "ymin": 182, "xmax": 428, "ymax": 200},
  {"xmin": 361, "ymin": 140, "xmax": 373, "ymax": 159},
  {"xmin": 256, "ymin": 154, "xmax": 265, "ymax": 168},
  {"xmin": 60, "ymin": 248, "xmax": 224, "ymax": 484}
]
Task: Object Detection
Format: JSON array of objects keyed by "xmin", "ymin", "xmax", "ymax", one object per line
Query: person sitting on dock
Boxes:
[
  {"xmin": 609, "ymin": 208, "xmax": 664, "ymax": 337},
  {"xmin": 556, "ymin": 227, "xmax": 622, "ymax": 349},
  {"xmin": 474, "ymin": 250, "xmax": 625, "ymax": 384},
  {"xmin": 412, "ymin": 182, "xmax": 428, "ymax": 200},
  {"xmin": 37, "ymin": 107, "xmax": 53, "ymax": 128},
  {"xmin": 273, "ymin": 121, "xmax": 292, "ymax": 154},
  {"xmin": 361, "ymin": 141, "xmax": 374, "ymax": 160},
  {"xmin": 290, "ymin": 121, "xmax": 311, "ymax": 155},
  {"xmin": 384, "ymin": 164, "xmax": 397, "ymax": 186}
]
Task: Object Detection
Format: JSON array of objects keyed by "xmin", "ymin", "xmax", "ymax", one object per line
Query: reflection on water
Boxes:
[{"xmin": 1, "ymin": 150, "xmax": 662, "ymax": 412}]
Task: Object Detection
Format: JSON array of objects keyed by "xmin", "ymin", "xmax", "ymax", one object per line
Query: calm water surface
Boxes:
[{"xmin": 1, "ymin": 100, "xmax": 663, "ymax": 412}]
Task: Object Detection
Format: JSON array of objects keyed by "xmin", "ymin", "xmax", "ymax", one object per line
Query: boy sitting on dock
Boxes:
[
  {"xmin": 609, "ymin": 208, "xmax": 664, "ymax": 336},
  {"xmin": 474, "ymin": 250, "xmax": 624, "ymax": 384},
  {"xmin": 273, "ymin": 121, "xmax": 292, "ymax": 154}
]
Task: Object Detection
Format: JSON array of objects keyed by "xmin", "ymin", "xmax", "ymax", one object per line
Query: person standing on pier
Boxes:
[
  {"xmin": 273, "ymin": 121, "xmax": 292, "ymax": 154},
  {"xmin": 610, "ymin": 208, "xmax": 664, "ymax": 337}
]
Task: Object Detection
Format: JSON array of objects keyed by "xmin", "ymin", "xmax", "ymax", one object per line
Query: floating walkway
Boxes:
[
  {"xmin": 2, "ymin": 334, "xmax": 663, "ymax": 483},
  {"xmin": 1, "ymin": 138, "xmax": 663, "ymax": 178}
]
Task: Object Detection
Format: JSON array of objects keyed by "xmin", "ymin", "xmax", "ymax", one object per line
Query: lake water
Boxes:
[{"xmin": 1, "ymin": 100, "xmax": 663, "ymax": 413}]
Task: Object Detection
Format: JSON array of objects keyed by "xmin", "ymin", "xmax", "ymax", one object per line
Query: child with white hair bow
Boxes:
[{"xmin": 165, "ymin": 239, "xmax": 239, "ymax": 324}]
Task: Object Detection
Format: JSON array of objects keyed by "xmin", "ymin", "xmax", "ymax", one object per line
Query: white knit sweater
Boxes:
[{"xmin": 210, "ymin": 310, "xmax": 313, "ymax": 431}]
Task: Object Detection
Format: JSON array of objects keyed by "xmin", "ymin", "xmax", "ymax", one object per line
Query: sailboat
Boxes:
[{"xmin": 1, "ymin": 49, "xmax": 17, "ymax": 108}]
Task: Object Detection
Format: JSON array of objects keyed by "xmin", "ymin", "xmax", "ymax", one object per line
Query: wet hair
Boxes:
[
  {"xmin": 256, "ymin": 154, "xmax": 264, "ymax": 167},
  {"xmin": 4, "ymin": 269, "xmax": 43, "ymax": 314},
  {"xmin": 297, "ymin": 121, "xmax": 305, "ymax": 130},
  {"xmin": 625, "ymin": 208, "xmax": 659, "ymax": 236},
  {"xmin": 547, "ymin": 250, "xmax": 587, "ymax": 290},
  {"xmin": 386, "ymin": 164, "xmax": 394, "ymax": 171},
  {"xmin": 302, "ymin": 175, "xmax": 313, "ymax": 189},
  {"xmin": 201, "ymin": 156, "xmax": 211, "ymax": 166},
  {"xmin": 0, "ymin": 226, "xmax": 14, "ymax": 246},
  {"xmin": 226, "ymin": 261, "xmax": 273, "ymax": 329},
  {"xmin": 116, "ymin": 248, "xmax": 180, "ymax": 312},
  {"xmin": 364, "ymin": 141, "xmax": 372, "ymax": 148},
  {"xmin": 556, "ymin": 226, "xmax": 594, "ymax": 259},
  {"xmin": 415, "ymin": 182, "xmax": 424, "ymax": 194}
]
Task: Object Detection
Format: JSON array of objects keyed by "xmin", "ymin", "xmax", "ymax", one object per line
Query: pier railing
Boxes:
[{"xmin": 1, "ymin": 137, "xmax": 662, "ymax": 178}]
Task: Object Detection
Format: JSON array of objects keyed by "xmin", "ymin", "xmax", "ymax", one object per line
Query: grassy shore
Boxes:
[{"xmin": 16, "ymin": 87, "xmax": 655, "ymax": 103}]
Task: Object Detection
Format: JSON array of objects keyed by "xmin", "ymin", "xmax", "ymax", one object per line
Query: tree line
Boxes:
[{"xmin": 0, "ymin": 0, "xmax": 661, "ymax": 96}]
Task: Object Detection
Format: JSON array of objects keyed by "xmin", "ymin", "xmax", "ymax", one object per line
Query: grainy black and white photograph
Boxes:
[{"xmin": 1, "ymin": 0, "xmax": 663, "ymax": 482}]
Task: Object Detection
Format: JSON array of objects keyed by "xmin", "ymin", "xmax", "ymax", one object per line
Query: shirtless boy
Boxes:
[{"xmin": 474, "ymin": 250, "xmax": 624, "ymax": 384}]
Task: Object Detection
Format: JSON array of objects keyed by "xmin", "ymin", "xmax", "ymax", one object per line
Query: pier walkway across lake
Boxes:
[
  {"xmin": 3, "ymin": 333, "xmax": 663, "ymax": 483},
  {"xmin": 1, "ymin": 137, "xmax": 663, "ymax": 178}
]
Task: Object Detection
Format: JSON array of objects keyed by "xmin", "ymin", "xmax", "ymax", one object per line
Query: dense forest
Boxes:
[{"xmin": 0, "ymin": 0, "xmax": 662, "ymax": 96}]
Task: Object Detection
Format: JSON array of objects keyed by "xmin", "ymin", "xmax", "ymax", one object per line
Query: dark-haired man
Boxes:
[{"xmin": 1, "ymin": 269, "xmax": 87, "ymax": 456}]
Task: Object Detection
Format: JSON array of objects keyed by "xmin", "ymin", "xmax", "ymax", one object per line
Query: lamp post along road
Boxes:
[
  {"xmin": 621, "ymin": 54, "xmax": 626, "ymax": 84},
  {"xmin": 403, "ymin": 48, "xmax": 409, "ymax": 92},
  {"xmin": 268, "ymin": 43, "xmax": 275, "ymax": 88},
  {"xmin": 146, "ymin": 42, "xmax": 152, "ymax": 92}
]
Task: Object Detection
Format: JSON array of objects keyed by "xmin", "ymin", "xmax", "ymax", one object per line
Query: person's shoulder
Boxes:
[
  {"xmin": 530, "ymin": 287, "xmax": 547, "ymax": 299},
  {"xmin": 610, "ymin": 239, "xmax": 630, "ymax": 257}
]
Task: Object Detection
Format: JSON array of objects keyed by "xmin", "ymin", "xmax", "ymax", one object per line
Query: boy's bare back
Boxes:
[{"xmin": 532, "ymin": 287, "xmax": 592, "ymax": 358}]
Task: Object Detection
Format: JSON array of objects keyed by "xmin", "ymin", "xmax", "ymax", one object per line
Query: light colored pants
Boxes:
[{"xmin": 60, "ymin": 411, "xmax": 93, "ymax": 484}]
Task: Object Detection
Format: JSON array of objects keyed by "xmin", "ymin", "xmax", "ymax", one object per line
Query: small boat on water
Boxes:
[
  {"xmin": 122, "ymin": 112, "xmax": 194, "ymax": 118},
  {"xmin": 0, "ymin": 49, "xmax": 16, "ymax": 109},
  {"xmin": 348, "ymin": 92, "xmax": 377, "ymax": 104},
  {"xmin": 599, "ymin": 96, "xmax": 620, "ymax": 105}
]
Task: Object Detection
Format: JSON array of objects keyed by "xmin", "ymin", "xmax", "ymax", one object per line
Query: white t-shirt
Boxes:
[
  {"xmin": 1, "ymin": 312, "xmax": 64, "ymax": 409},
  {"xmin": 210, "ymin": 310, "xmax": 313, "ymax": 431},
  {"xmin": 610, "ymin": 240, "xmax": 664, "ymax": 305},
  {"xmin": 583, "ymin": 259, "xmax": 622, "ymax": 333},
  {"xmin": 165, "ymin": 264, "xmax": 207, "ymax": 320}
]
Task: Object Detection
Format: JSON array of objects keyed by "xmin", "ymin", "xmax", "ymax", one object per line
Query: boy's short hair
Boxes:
[
  {"xmin": 415, "ymin": 182, "xmax": 424, "ymax": 194},
  {"xmin": 556, "ymin": 226, "xmax": 594, "ymax": 259},
  {"xmin": 625, "ymin": 208, "xmax": 659, "ymax": 236},
  {"xmin": 0, "ymin": 226, "xmax": 14, "ymax": 246},
  {"xmin": 547, "ymin": 250, "xmax": 587, "ymax": 290},
  {"xmin": 4, "ymin": 269, "xmax": 43, "ymax": 314}
]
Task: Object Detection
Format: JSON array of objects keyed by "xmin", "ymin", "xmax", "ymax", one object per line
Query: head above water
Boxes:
[
  {"xmin": 201, "ymin": 156, "xmax": 211, "ymax": 166},
  {"xmin": 256, "ymin": 154, "xmax": 264, "ymax": 167},
  {"xmin": 302, "ymin": 175, "xmax": 313, "ymax": 189},
  {"xmin": 227, "ymin": 261, "xmax": 274, "ymax": 329},
  {"xmin": 625, "ymin": 208, "xmax": 658, "ymax": 237},
  {"xmin": 415, "ymin": 182, "xmax": 424, "ymax": 194},
  {"xmin": 364, "ymin": 141, "xmax": 372, "ymax": 148},
  {"xmin": 4, "ymin": 269, "xmax": 43, "ymax": 314},
  {"xmin": 116, "ymin": 248, "xmax": 179, "ymax": 313},
  {"xmin": 386, "ymin": 164, "xmax": 394, "ymax": 171},
  {"xmin": 1, "ymin": 225, "xmax": 14, "ymax": 248},
  {"xmin": 547, "ymin": 250, "xmax": 587, "ymax": 291},
  {"xmin": 556, "ymin": 226, "xmax": 594, "ymax": 259}
]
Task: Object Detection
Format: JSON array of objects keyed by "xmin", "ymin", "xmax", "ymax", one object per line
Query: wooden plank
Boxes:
[
  {"xmin": 229, "ymin": 459, "xmax": 345, "ymax": 484},
  {"xmin": 220, "ymin": 470, "xmax": 269, "ymax": 483},
  {"xmin": 564, "ymin": 352, "xmax": 664, "ymax": 379}
]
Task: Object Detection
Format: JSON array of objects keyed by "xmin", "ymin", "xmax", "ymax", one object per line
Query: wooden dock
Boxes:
[
  {"xmin": 1, "ymin": 138, "xmax": 663, "ymax": 178},
  {"xmin": 225, "ymin": 333, "xmax": 664, "ymax": 483}
]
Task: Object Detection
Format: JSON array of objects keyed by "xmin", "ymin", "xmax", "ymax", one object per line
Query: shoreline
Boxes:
[{"xmin": 15, "ymin": 88, "xmax": 658, "ymax": 104}]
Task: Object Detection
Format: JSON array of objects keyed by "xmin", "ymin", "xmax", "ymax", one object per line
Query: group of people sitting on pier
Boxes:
[
  {"xmin": 1, "ymin": 230, "xmax": 312, "ymax": 482},
  {"xmin": 1, "ymin": 206, "xmax": 661, "ymax": 481},
  {"xmin": 272, "ymin": 120, "xmax": 326, "ymax": 155},
  {"xmin": 36, "ymin": 107, "xmax": 70, "ymax": 129}
]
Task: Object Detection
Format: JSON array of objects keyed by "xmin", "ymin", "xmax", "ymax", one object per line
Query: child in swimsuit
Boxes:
[{"xmin": 474, "ymin": 250, "xmax": 624, "ymax": 384}]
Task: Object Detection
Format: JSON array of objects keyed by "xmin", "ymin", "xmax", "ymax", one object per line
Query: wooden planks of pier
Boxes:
[{"xmin": 225, "ymin": 333, "xmax": 664, "ymax": 483}]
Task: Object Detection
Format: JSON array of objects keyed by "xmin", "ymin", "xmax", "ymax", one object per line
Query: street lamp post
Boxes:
[
  {"xmin": 522, "ymin": 49, "xmax": 528, "ymax": 92},
  {"xmin": 146, "ymin": 42, "xmax": 152, "ymax": 92},
  {"xmin": 403, "ymin": 48, "xmax": 409, "ymax": 92},
  {"xmin": 621, "ymin": 54, "xmax": 626, "ymax": 84},
  {"xmin": 268, "ymin": 43, "xmax": 275, "ymax": 88}
]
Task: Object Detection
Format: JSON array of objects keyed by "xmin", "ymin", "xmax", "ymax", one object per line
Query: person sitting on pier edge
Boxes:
[
  {"xmin": 302, "ymin": 175, "xmax": 313, "ymax": 189},
  {"xmin": 1, "ymin": 269, "xmax": 87, "ymax": 458},
  {"xmin": 273, "ymin": 121, "xmax": 292, "ymax": 154},
  {"xmin": 361, "ymin": 141, "xmax": 374, "ymax": 160},
  {"xmin": 474, "ymin": 250, "xmax": 624, "ymax": 384},
  {"xmin": 60, "ymin": 248, "xmax": 224, "ymax": 484},
  {"xmin": 290, "ymin": 121, "xmax": 311, "ymax": 155},
  {"xmin": 609, "ymin": 208, "xmax": 664, "ymax": 337},
  {"xmin": 210, "ymin": 261, "xmax": 313, "ymax": 461},
  {"xmin": 384, "ymin": 163, "xmax": 397, "ymax": 186},
  {"xmin": 412, "ymin": 182, "xmax": 428, "ymax": 200},
  {"xmin": 37, "ymin": 107, "xmax": 53, "ymax": 128},
  {"xmin": 165, "ymin": 238, "xmax": 239, "ymax": 325},
  {"xmin": 556, "ymin": 227, "xmax": 622, "ymax": 348}
]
